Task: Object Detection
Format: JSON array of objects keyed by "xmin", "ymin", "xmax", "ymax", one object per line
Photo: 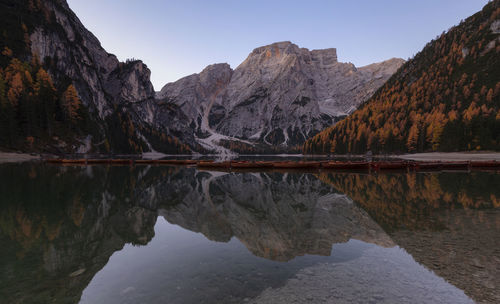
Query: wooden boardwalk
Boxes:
[{"xmin": 44, "ymin": 158, "xmax": 500, "ymax": 172}]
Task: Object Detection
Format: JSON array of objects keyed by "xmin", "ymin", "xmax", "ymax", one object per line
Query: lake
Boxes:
[{"xmin": 0, "ymin": 163, "xmax": 498, "ymax": 303}]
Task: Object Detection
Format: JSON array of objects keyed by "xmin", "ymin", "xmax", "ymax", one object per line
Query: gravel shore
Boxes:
[
  {"xmin": 394, "ymin": 152, "xmax": 500, "ymax": 161},
  {"xmin": 0, "ymin": 152, "xmax": 40, "ymax": 163}
]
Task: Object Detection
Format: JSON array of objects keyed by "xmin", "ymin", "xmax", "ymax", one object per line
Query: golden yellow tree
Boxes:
[
  {"xmin": 406, "ymin": 123, "xmax": 419, "ymax": 152},
  {"xmin": 7, "ymin": 72, "xmax": 23, "ymax": 105},
  {"xmin": 62, "ymin": 84, "xmax": 81, "ymax": 122}
]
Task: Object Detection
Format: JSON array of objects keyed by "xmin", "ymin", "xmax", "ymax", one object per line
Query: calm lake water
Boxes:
[{"xmin": 0, "ymin": 163, "xmax": 499, "ymax": 303}]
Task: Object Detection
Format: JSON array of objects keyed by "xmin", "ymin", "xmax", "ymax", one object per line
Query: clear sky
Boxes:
[{"xmin": 67, "ymin": 0, "xmax": 490, "ymax": 90}]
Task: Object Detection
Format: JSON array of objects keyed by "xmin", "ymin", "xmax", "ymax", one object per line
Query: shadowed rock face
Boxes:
[
  {"xmin": 158, "ymin": 42, "xmax": 404, "ymax": 149},
  {"xmin": 2, "ymin": 0, "xmax": 199, "ymax": 153},
  {"xmin": 4, "ymin": 0, "xmax": 191, "ymax": 153},
  {"xmin": 27, "ymin": 1, "xmax": 155, "ymax": 119}
]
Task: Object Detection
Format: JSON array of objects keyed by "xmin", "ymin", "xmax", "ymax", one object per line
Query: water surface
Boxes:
[{"xmin": 0, "ymin": 163, "xmax": 498, "ymax": 303}]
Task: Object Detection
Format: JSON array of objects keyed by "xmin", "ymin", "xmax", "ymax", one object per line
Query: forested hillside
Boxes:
[
  {"xmin": 0, "ymin": 0, "xmax": 94, "ymax": 151},
  {"xmin": 0, "ymin": 0, "xmax": 191, "ymax": 154},
  {"xmin": 304, "ymin": 1, "xmax": 500, "ymax": 154}
]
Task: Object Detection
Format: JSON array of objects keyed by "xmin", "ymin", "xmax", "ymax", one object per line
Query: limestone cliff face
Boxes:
[
  {"xmin": 17, "ymin": 0, "xmax": 167, "ymax": 153},
  {"xmin": 159, "ymin": 42, "xmax": 404, "ymax": 150},
  {"xmin": 157, "ymin": 63, "xmax": 233, "ymax": 137},
  {"xmin": 28, "ymin": 1, "xmax": 155, "ymax": 117}
]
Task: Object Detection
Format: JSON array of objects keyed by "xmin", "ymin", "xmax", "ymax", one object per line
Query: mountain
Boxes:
[
  {"xmin": 0, "ymin": 0, "xmax": 402, "ymax": 155},
  {"xmin": 304, "ymin": 0, "xmax": 500, "ymax": 154},
  {"xmin": 0, "ymin": 0, "xmax": 191, "ymax": 154},
  {"xmin": 158, "ymin": 42, "xmax": 403, "ymax": 153}
]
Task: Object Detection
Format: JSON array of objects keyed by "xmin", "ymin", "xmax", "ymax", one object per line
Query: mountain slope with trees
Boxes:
[
  {"xmin": 0, "ymin": 0, "xmax": 191, "ymax": 154},
  {"xmin": 304, "ymin": 0, "xmax": 500, "ymax": 154}
]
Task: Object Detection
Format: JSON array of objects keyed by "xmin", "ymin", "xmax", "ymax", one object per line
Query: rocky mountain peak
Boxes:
[
  {"xmin": 311, "ymin": 48, "xmax": 338, "ymax": 66},
  {"xmin": 244, "ymin": 42, "xmax": 338, "ymax": 68},
  {"xmin": 198, "ymin": 63, "xmax": 233, "ymax": 88},
  {"xmin": 107, "ymin": 60, "xmax": 155, "ymax": 104},
  {"xmin": 157, "ymin": 41, "xmax": 404, "ymax": 152},
  {"xmin": 250, "ymin": 41, "xmax": 297, "ymax": 56}
]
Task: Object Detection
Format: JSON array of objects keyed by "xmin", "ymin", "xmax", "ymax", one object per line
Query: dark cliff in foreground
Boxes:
[
  {"xmin": 305, "ymin": 0, "xmax": 500, "ymax": 154},
  {"xmin": 0, "ymin": 0, "xmax": 192, "ymax": 154}
]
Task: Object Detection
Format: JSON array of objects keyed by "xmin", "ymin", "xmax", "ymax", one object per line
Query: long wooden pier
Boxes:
[{"xmin": 44, "ymin": 158, "xmax": 500, "ymax": 172}]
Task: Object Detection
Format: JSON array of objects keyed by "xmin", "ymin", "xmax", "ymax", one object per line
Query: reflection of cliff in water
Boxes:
[
  {"xmin": 0, "ymin": 164, "xmax": 164, "ymax": 303},
  {"xmin": 161, "ymin": 172, "xmax": 394, "ymax": 261},
  {"xmin": 320, "ymin": 171, "xmax": 500, "ymax": 304}
]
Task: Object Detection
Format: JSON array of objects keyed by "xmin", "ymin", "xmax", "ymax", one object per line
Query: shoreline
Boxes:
[
  {"xmin": 0, "ymin": 152, "xmax": 40, "ymax": 164},
  {"xmin": 2, "ymin": 151, "xmax": 500, "ymax": 164},
  {"xmin": 393, "ymin": 152, "xmax": 500, "ymax": 161}
]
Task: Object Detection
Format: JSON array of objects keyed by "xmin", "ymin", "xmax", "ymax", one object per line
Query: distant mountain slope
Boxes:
[
  {"xmin": 304, "ymin": 0, "xmax": 500, "ymax": 155},
  {"xmin": 158, "ymin": 42, "xmax": 404, "ymax": 153}
]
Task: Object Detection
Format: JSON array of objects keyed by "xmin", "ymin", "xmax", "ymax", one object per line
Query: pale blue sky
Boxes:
[{"xmin": 67, "ymin": 0, "xmax": 490, "ymax": 90}]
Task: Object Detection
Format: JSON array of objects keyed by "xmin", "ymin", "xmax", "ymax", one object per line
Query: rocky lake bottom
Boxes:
[{"xmin": 0, "ymin": 163, "xmax": 498, "ymax": 303}]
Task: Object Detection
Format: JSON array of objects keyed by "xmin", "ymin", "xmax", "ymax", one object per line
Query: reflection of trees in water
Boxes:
[
  {"xmin": 319, "ymin": 171, "xmax": 500, "ymax": 303},
  {"xmin": 318, "ymin": 171, "xmax": 500, "ymax": 232},
  {"xmin": 0, "ymin": 164, "xmax": 498, "ymax": 303},
  {"xmin": 390, "ymin": 209, "xmax": 500, "ymax": 304},
  {"xmin": 0, "ymin": 164, "xmax": 181, "ymax": 304}
]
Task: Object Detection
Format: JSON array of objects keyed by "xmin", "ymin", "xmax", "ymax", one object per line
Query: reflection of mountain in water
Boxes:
[
  {"xmin": 320, "ymin": 171, "xmax": 500, "ymax": 304},
  {"xmin": 0, "ymin": 164, "xmax": 498, "ymax": 303},
  {"xmin": 161, "ymin": 172, "xmax": 394, "ymax": 261}
]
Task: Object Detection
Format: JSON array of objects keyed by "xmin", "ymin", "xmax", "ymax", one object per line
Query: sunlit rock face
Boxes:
[{"xmin": 158, "ymin": 41, "xmax": 404, "ymax": 150}]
